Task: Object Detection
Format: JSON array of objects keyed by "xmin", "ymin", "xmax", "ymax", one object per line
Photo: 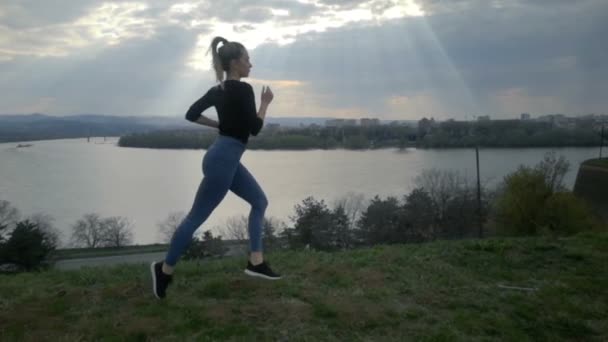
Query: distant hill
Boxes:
[
  {"xmin": 0, "ymin": 113, "xmax": 414, "ymax": 143},
  {"xmin": 0, "ymin": 114, "xmax": 185, "ymax": 143}
]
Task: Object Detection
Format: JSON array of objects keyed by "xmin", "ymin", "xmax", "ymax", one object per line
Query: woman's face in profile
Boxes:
[{"xmin": 232, "ymin": 49, "xmax": 252, "ymax": 78}]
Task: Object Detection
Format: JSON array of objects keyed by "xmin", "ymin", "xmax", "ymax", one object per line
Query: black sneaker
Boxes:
[
  {"xmin": 150, "ymin": 261, "xmax": 173, "ymax": 299},
  {"xmin": 244, "ymin": 261, "xmax": 282, "ymax": 280}
]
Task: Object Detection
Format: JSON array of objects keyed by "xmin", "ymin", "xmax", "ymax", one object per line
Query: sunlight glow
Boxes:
[
  {"xmin": 186, "ymin": 0, "xmax": 427, "ymax": 71},
  {"xmin": 75, "ymin": 2, "xmax": 153, "ymax": 45},
  {"xmin": 381, "ymin": 1, "xmax": 425, "ymax": 19},
  {"xmin": 169, "ymin": 3, "xmax": 197, "ymax": 14},
  {"xmin": 271, "ymin": 9, "xmax": 290, "ymax": 17},
  {"xmin": 248, "ymin": 78, "xmax": 305, "ymax": 88}
]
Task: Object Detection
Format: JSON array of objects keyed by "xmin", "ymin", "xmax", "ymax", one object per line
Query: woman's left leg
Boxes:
[
  {"xmin": 229, "ymin": 162, "xmax": 268, "ymax": 254},
  {"xmin": 230, "ymin": 162, "xmax": 282, "ymax": 279}
]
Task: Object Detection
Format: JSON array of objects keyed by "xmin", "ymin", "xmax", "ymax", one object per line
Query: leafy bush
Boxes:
[
  {"xmin": 492, "ymin": 152, "xmax": 599, "ymax": 236},
  {"xmin": 536, "ymin": 193, "xmax": 599, "ymax": 236},
  {"xmin": 356, "ymin": 196, "xmax": 403, "ymax": 245},
  {"xmin": 0, "ymin": 220, "xmax": 56, "ymax": 272},
  {"xmin": 182, "ymin": 231, "xmax": 227, "ymax": 260},
  {"xmin": 283, "ymin": 197, "xmax": 353, "ymax": 251},
  {"xmin": 493, "ymin": 167, "xmax": 551, "ymax": 235}
]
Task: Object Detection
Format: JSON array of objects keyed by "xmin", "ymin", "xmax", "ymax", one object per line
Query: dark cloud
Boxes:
[
  {"xmin": 177, "ymin": 0, "xmax": 322, "ymax": 24},
  {"xmin": 0, "ymin": 24, "xmax": 214, "ymax": 115},
  {"xmin": 1, "ymin": 0, "xmax": 607, "ymax": 118},
  {"xmin": 239, "ymin": 7, "xmax": 274, "ymax": 22},
  {"xmin": 234, "ymin": 24, "xmax": 256, "ymax": 33},
  {"xmin": 316, "ymin": 0, "xmax": 368, "ymax": 9},
  {"xmin": 0, "ymin": 0, "xmax": 100, "ymax": 29},
  {"xmin": 249, "ymin": 0, "xmax": 608, "ymax": 116},
  {"xmin": 416, "ymin": 0, "xmax": 599, "ymax": 15},
  {"xmin": 315, "ymin": 0, "xmax": 401, "ymax": 13}
]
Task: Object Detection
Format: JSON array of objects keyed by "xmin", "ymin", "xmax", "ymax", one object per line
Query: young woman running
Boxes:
[{"xmin": 151, "ymin": 36, "xmax": 281, "ymax": 299}]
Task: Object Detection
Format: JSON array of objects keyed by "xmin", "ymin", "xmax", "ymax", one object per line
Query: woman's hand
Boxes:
[{"xmin": 261, "ymin": 86, "xmax": 274, "ymax": 105}]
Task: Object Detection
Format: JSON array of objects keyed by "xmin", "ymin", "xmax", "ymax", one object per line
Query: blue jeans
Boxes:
[{"xmin": 164, "ymin": 135, "xmax": 268, "ymax": 266}]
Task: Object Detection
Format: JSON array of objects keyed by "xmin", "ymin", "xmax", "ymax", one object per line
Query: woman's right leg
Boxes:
[
  {"xmin": 151, "ymin": 137, "xmax": 246, "ymax": 299},
  {"xmin": 163, "ymin": 138, "xmax": 244, "ymax": 269},
  {"xmin": 163, "ymin": 174, "xmax": 232, "ymax": 267},
  {"xmin": 152, "ymin": 172, "xmax": 232, "ymax": 299}
]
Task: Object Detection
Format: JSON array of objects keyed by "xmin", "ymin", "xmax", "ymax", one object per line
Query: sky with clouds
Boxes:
[{"xmin": 1, "ymin": 0, "xmax": 607, "ymax": 120}]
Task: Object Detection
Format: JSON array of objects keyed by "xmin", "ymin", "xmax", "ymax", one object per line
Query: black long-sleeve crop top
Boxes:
[{"xmin": 185, "ymin": 80, "xmax": 263, "ymax": 144}]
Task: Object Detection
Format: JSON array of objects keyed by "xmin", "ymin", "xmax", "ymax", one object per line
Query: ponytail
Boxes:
[
  {"xmin": 209, "ymin": 36, "xmax": 229, "ymax": 83},
  {"xmin": 207, "ymin": 36, "xmax": 246, "ymax": 84}
]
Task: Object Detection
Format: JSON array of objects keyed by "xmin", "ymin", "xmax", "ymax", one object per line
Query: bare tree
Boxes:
[
  {"xmin": 102, "ymin": 216, "xmax": 134, "ymax": 247},
  {"xmin": 28, "ymin": 213, "xmax": 61, "ymax": 249},
  {"xmin": 218, "ymin": 215, "xmax": 286, "ymax": 255},
  {"xmin": 70, "ymin": 213, "xmax": 105, "ymax": 248},
  {"xmin": 221, "ymin": 215, "xmax": 285, "ymax": 241},
  {"xmin": 0, "ymin": 200, "xmax": 20, "ymax": 227},
  {"xmin": 221, "ymin": 215, "xmax": 249, "ymax": 242},
  {"xmin": 264, "ymin": 217, "xmax": 285, "ymax": 234},
  {"xmin": 415, "ymin": 169, "xmax": 467, "ymax": 221},
  {"xmin": 536, "ymin": 152, "xmax": 570, "ymax": 193},
  {"xmin": 262, "ymin": 217, "xmax": 286, "ymax": 252},
  {"xmin": 333, "ymin": 192, "xmax": 367, "ymax": 230},
  {"xmin": 0, "ymin": 200, "xmax": 20, "ymax": 241},
  {"xmin": 157, "ymin": 211, "xmax": 186, "ymax": 243}
]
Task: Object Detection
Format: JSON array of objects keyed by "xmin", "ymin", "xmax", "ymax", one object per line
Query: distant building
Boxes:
[
  {"xmin": 417, "ymin": 117, "xmax": 436, "ymax": 136},
  {"xmin": 521, "ymin": 113, "xmax": 531, "ymax": 120},
  {"xmin": 553, "ymin": 115, "xmax": 568, "ymax": 128},
  {"xmin": 308, "ymin": 123, "xmax": 322, "ymax": 129},
  {"xmin": 265, "ymin": 123, "xmax": 281, "ymax": 132},
  {"xmin": 325, "ymin": 119, "xmax": 357, "ymax": 127},
  {"xmin": 360, "ymin": 118, "xmax": 380, "ymax": 127},
  {"xmin": 477, "ymin": 115, "xmax": 490, "ymax": 122},
  {"xmin": 537, "ymin": 114, "xmax": 572, "ymax": 128},
  {"xmin": 566, "ymin": 119, "xmax": 577, "ymax": 129}
]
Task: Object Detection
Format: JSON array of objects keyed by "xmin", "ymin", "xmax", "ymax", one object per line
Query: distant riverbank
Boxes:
[{"xmin": 117, "ymin": 124, "xmax": 602, "ymax": 150}]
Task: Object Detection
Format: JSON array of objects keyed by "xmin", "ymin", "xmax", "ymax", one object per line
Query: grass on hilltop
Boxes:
[{"xmin": 1, "ymin": 231, "xmax": 607, "ymax": 341}]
